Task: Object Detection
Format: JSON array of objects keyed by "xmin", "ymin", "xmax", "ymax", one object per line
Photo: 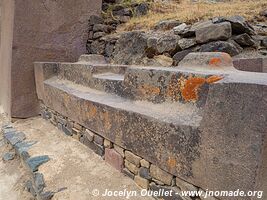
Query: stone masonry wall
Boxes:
[{"xmin": 40, "ymin": 104, "xmax": 218, "ymax": 200}]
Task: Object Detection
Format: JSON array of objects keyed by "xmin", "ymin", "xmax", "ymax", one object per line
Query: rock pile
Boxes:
[{"xmin": 87, "ymin": 5, "xmax": 267, "ymax": 66}]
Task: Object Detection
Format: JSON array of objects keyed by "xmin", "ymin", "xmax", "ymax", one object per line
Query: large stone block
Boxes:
[
  {"xmin": 35, "ymin": 52, "xmax": 267, "ymax": 199},
  {"xmin": 0, "ymin": 0, "xmax": 102, "ymax": 118},
  {"xmin": 104, "ymin": 148, "xmax": 124, "ymax": 172}
]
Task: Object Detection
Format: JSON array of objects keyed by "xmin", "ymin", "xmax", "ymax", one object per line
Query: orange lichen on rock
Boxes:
[
  {"xmin": 167, "ymin": 157, "xmax": 176, "ymax": 169},
  {"xmin": 206, "ymin": 75, "xmax": 223, "ymax": 84},
  {"xmin": 139, "ymin": 84, "xmax": 161, "ymax": 96},
  {"xmin": 181, "ymin": 75, "xmax": 224, "ymax": 101},
  {"xmin": 209, "ymin": 57, "xmax": 222, "ymax": 66},
  {"xmin": 181, "ymin": 77, "xmax": 206, "ymax": 101}
]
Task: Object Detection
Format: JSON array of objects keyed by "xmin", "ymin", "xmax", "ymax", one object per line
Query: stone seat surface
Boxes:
[
  {"xmin": 44, "ymin": 77, "xmax": 203, "ymax": 127},
  {"xmin": 93, "ymin": 72, "xmax": 125, "ymax": 81}
]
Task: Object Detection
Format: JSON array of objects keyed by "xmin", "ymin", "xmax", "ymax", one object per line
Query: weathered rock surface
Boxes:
[
  {"xmin": 196, "ymin": 22, "xmax": 232, "ymax": 44},
  {"xmin": 200, "ymin": 41, "xmax": 241, "ymax": 56},
  {"xmin": 113, "ymin": 31, "xmax": 148, "ymax": 64},
  {"xmin": 226, "ymin": 15, "xmax": 255, "ymax": 35},
  {"xmin": 156, "ymin": 34, "xmax": 180, "ymax": 55},
  {"xmin": 233, "ymin": 33, "xmax": 256, "ymax": 47}
]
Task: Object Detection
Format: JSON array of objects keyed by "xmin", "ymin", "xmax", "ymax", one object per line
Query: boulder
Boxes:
[
  {"xmin": 232, "ymin": 33, "xmax": 256, "ymax": 47},
  {"xmin": 199, "ymin": 41, "xmax": 241, "ymax": 56},
  {"xmin": 261, "ymin": 37, "xmax": 267, "ymax": 47},
  {"xmin": 226, "ymin": 16, "xmax": 255, "ymax": 35},
  {"xmin": 135, "ymin": 3, "xmax": 149, "ymax": 16},
  {"xmin": 196, "ymin": 22, "xmax": 232, "ymax": 44},
  {"xmin": 178, "ymin": 38, "xmax": 196, "ymax": 50},
  {"xmin": 154, "ymin": 20, "xmax": 181, "ymax": 31},
  {"xmin": 146, "ymin": 36, "xmax": 158, "ymax": 58},
  {"xmin": 172, "ymin": 48, "xmax": 197, "ymax": 66},
  {"xmin": 156, "ymin": 34, "xmax": 180, "ymax": 55},
  {"xmin": 113, "ymin": 31, "xmax": 148, "ymax": 65}
]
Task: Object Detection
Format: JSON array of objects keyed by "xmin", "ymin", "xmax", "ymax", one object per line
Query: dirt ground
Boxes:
[
  {"xmin": 0, "ymin": 114, "xmax": 33, "ymax": 200},
  {"xmin": 0, "ymin": 116, "xmax": 154, "ymax": 200}
]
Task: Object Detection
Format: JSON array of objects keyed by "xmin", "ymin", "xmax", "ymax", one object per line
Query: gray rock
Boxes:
[
  {"xmin": 2, "ymin": 152, "xmax": 15, "ymax": 161},
  {"xmin": 26, "ymin": 155, "xmax": 50, "ymax": 172},
  {"xmin": 196, "ymin": 22, "xmax": 232, "ymax": 44},
  {"xmin": 146, "ymin": 36, "xmax": 158, "ymax": 58},
  {"xmin": 14, "ymin": 141, "xmax": 36, "ymax": 156},
  {"xmin": 173, "ymin": 48, "xmax": 196, "ymax": 66},
  {"xmin": 173, "ymin": 23, "xmax": 188, "ymax": 35},
  {"xmin": 150, "ymin": 164, "xmax": 173, "ymax": 185},
  {"xmin": 93, "ymin": 32, "xmax": 106, "ymax": 39},
  {"xmin": 135, "ymin": 3, "xmax": 149, "ymax": 16},
  {"xmin": 34, "ymin": 173, "xmax": 45, "ymax": 193},
  {"xmin": 93, "ymin": 134, "xmax": 104, "ymax": 146},
  {"xmin": 226, "ymin": 15, "xmax": 255, "ymax": 35},
  {"xmin": 39, "ymin": 191, "xmax": 54, "ymax": 200},
  {"xmin": 139, "ymin": 167, "xmax": 151, "ymax": 180},
  {"xmin": 90, "ymin": 40, "xmax": 105, "ymax": 55},
  {"xmin": 178, "ymin": 38, "xmax": 196, "ymax": 50},
  {"xmin": 5, "ymin": 131, "xmax": 26, "ymax": 146},
  {"xmin": 233, "ymin": 33, "xmax": 256, "ymax": 47},
  {"xmin": 62, "ymin": 126, "xmax": 72, "ymax": 136},
  {"xmin": 156, "ymin": 34, "xmax": 180, "ymax": 55},
  {"xmin": 113, "ymin": 31, "xmax": 148, "ymax": 65},
  {"xmin": 122, "ymin": 168, "xmax": 135, "ymax": 180},
  {"xmin": 105, "ymin": 43, "xmax": 115, "ymax": 57},
  {"xmin": 212, "ymin": 16, "xmax": 226, "ymax": 24},
  {"xmin": 89, "ymin": 15, "xmax": 104, "ymax": 25},
  {"xmin": 200, "ymin": 41, "xmax": 241, "ymax": 56},
  {"xmin": 261, "ymin": 37, "xmax": 267, "ymax": 47},
  {"xmin": 154, "ymin": 20, "xmax": 181, "ymax": 31},
  {"xmin": 25, "ymin": 180, "xmax": 36, "ymax": 197}
]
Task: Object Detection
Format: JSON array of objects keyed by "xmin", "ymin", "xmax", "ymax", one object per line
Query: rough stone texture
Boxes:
[
  {"xmin": 122, "ymin": 168, "xmax": 135, "ymax": 180},
  {"xmin": 105, "ymin": 148, "xmax": 124, "ymax": 172},
  {"xmin": 104, "ymin": 139, "xmax": 112, "ymax": 148},
  {"xmin": 0, "ymin": 0, "xmax": 102, "ymax": 118},
  {"xmin": 140, "ymin": 159, "xmax": 150, "ymax": 168},
  {"xmin": 232, "ymin": 33, "xmax": 256, "ymax": 47},
  {"xmin": 125, "ymin": 160, "xmax": 139, "ymax": 175},
  {"xmin": 134, "ymin": 176, "xmax": 149, "ymax": 189},
  {"xmin": 199, "ymin": 41, "xmax": 241, "ymax": 56},
  {"xmin": 139, "ymin": 167, "xmax": 151, "ymax": 180},
  {"xmin": 226, "ymin": 15, "xmax": 255, "ymax": 35},
  {"xmin": 173, "ymin": 49, "xmax": 194, "ymax": 66},
  {"xmin": 114, "ymin": 144, "xmax": 124, "ymax": 157},
  {"xmin": 26, "ymin": 156, "xmax": 50, "ymax": 172},
  {"xmin": 156, "ymin": 34, "xmax": 180, "ymax": 55},
  {"xmin": 154, "ymin": 55, "xmax": 173, "ymax": 67},
  {"xmin": 35, "ymin": 56, "xmax": 267, "ymax": 199},
  {"xmin": 154, "ymin": 20, "xmax": 181, "ymax": 31},
  {"xmin": 113, "ymin": 31, "xmax": 148, "ymax": 65},
  {"xmin": 2, "ymin": 152, "xmax": 15, "ymax": 161},
  {"xmin": 94, "ymin": 134, "xmax": 104, "ymax": 146},
  {"xmin": 125, "ymin": 151, "xmax": 142, "ymax": 167},
  {"xmin": 233, "ymin": 57, "xmax": 267, "ymax": 72},
  {"xmin": 196, "ymin": 22, "xmax": 232, "ymax": 44},
  {"xmin": 178, "ymin": 38, "xmax": 196, "ymax": 50},
  {"xmin": 150, "ymin": 165, "xmax": 173, "ymax": 185},
  {"xmin": 149, "ymin": 182, "xmax": 184, "ymax": 200}
]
